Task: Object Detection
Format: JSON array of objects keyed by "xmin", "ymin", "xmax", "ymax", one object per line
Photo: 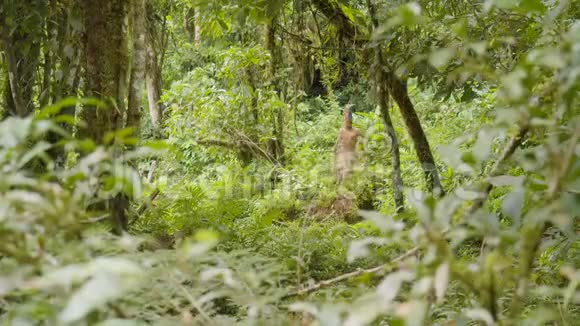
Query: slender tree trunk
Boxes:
[
  {"xmin": 2, "ymin": 43, "xmax": 26, "ymax": 116},
  {"xmin": 39, "ymin": 40, "xmax": 52, "ymax": 108},
  {"xmin": 184, "ymin": 7, "xmax": 196, "ymax": 44},
  {"xmin": 1, "ymin": 32, "xmax": 39, "ymax": 117},
  {"xmin": 387, "ymin": 75, "xmax": 444, "ymax": 194},
  {"xmin": 265, "ymin": 17, "xmax": 285, "ymax": 165},
  {"xmin": 194, "ymin": 9, "xmax": 201, "ymax": 44},
  {"xmin": 378, "ymin": 96, "xmax": 405, "ymax": 211},
  {"xmin": 184, "ymin": 5, "xmax": 202, "ymax": 45},
  {"xmin": 145, "ymin": 3, "xmax": 163, "ymax": 134},
  {"xmin": 146, "ymin": 40, "xmax": 162, "ymax": 132},
  {"xmin": 367, "ymin": 0, "xmax": 404, "ymax": 211},
  {"xmin": 127, "ymin": 0, "xmax": 147, "ymax": 137}
]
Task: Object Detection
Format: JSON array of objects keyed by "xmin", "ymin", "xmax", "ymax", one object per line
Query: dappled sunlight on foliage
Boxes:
[{"xmin": 1, "ymin": 0, "xmax": 579, "ymax": 325}]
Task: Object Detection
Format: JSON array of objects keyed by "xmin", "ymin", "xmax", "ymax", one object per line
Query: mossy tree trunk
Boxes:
[
  {"xmin": 265, "ymin": 16, "xmax": 285, "ymax": 166},
  {"xmin": 367, "ymin": 0, "xmax": 405, "ymax": 212},
  {"xmin": 145, "ymin": 2, "xmax": 164, "ymax": 134},
  {"xmin": 81, "ymin": 0, "xmax": 130, "ymax": 234},
  {"xmin": 387, "ymin": 75, "xmax": 444, "ymax": 194},
  {"xmin": 127, "ymin": 0, "xmax": 147, "ymax": 136}
]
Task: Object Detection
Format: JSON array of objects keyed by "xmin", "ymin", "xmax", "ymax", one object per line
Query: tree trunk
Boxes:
[
  {"xmin": 81, "ymin": 0, "xmax": 130, "ymax": 235},
  {"xmin": 194, "ymin": 9, "xmax": 201, "ymax": 44},
  {"xmin": 387, "ymin": 75, "xmax": 444, "ymax": 195},
  {"xmin": 367, "ymin": 0, "xmax": 404, "ymax": 212},
  {"xmin": 146, "ymin": 43, "xmax": 162, "ymax": 132},
  {"xmin": 127, "ymin": 0, "xmax": 147, "ymax": 137},
  {"xmin": 183, "ymin": 6, "xmax": 202, "ymax": 45},
  {"xmin": 184, "ymin": 7, "xmax": 196, "ymax": 44},
  {"xmin": 39, "ymin": 38, "xmax": 52, "ymax": 108},
  {"xmin": 81, "ymin": 0, "xmax": 128, "ymax": 141},
  {"xmin": 3, "ymin": 43, "xmax": 26, "ymax": 116},
  {"xmin": 145, "ymin": 3, "xmax": 163, "ymax": 134},
  {"xmin": 265, "ymin": 17, "xmax": 285, "ymax": 165},
  {"xmin": 378, "ymin": 96, "xmax": 405, "ymax": 211}
]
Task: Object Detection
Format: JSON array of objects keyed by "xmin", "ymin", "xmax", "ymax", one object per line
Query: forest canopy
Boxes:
[{"xmin": 0, "ymin": 0, "xmax": 579, "ymax": 325}]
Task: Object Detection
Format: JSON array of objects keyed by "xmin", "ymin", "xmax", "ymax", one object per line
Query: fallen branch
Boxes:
[
  {"xmin": 284, "ymin": 246, "xmax": 419, "ymax": 298},
  {"xmin": 196, "ymin": 137, "xmax": 277, "ymax": 163}
]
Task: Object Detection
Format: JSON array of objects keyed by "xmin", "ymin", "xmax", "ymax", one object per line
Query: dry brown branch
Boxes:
[{"xmin": 284, "ymin": 246, "xmax": 419, "ymax": 298}]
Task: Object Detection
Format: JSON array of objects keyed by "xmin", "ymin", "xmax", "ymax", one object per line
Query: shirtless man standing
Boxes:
[{"xmin": 335, "ymin": 104, "xmax": 361, "ymax": 184}]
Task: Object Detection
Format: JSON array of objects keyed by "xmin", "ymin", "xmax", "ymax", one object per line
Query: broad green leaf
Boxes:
[
  {"xmin": 464, "ymin": 308, "xmax": 495, "ymax": 325},
  {"xmin": 288, "ymin": 302, "xmax": 319, "ymax": 316},
  {"xmin": 17, "ymin": 141, "xmax": 52, "ymax": 169},
  {"xmin": 407, "ymin": 189, "xmax": 433, "ymax": 222},
  {"xmin": 396, "ymin": 300, "xmax": 427, "ymax": 326},
  {"xmin": 400, "ymin": 2, "xmax": 422, "ymax": 25},
  {"xmin": 473, "ymin": 128, "xmax": 495, "ymax": 162},
  {"xmin": 96, "ymin": 319, "xmax": 142, "ymax": 326},
  {"xmin": 348, "ymin": 237, "xmax": 390, "ymax": 262},
  {"xmin": 411, "ymin": 277, "xmax": 432, "ymax": 296},
  {"xmin": 434, "ymin": 263, "xmax": 450, "ymax": 302},
  {"xmin": 429, "ymin": 48, "xmax": 455, "ymax": 69},
  {"xmin": 53, "ymin": 114, "xmax": 77, "ymax": 126},
  {"xmin": 142, "ymin": 140, "xmax": 169, "ymax": 150},
  {"xmin": 339, "ymin": 4, "xmax": 354, "ymax": 22},
  {"xmin": 200, "ymin": 268, "xmax": 238, "ymax": 287},
  {"xmin": 501, "ymin": 69, "xmax": 527, "ymax": 100},
  {"xmin": 179, "ymin": 230, "xmax": 219, "ymax": 259},
  {"xmin": 28, "ymin": 258, "xmax": 141, "ymax": 290},
  {"xmin": 469, "ymin": 42, "xmax": 487, "ymax": 56},
  {"xmin": 60, "ymin": 274, "xmax": 134, "ymax": 323},
  {"xmin": 502, "ymin": 190, "xmax": 524, "ymax": 224},
  {"xmin": 217, "ymin": 17, "xmax": 230, "ymax": 31},
  {"xmin": 521, "ymin": 0, "xmax": 546, "ymax": 12},
  {"xmin": 439, "ymin": 143, "xmax": 475, "ymax": 175},
  {"xmin": 36, "ymin": 97, "xmax": 104, "ymax": 119},
  {"xmin": 344, "ymin": 300, "xmax": 385, "ymax": 326},
  {"xmin": 528, "ymin": 48, "xmax": 566, "ymax": 69},
  {"xmin": 377, "ymin": 270, "xmax": 415, "ymax": 302},
  {"xmin": 485, "ymin": 0, "xmax": 520, "ymax": 11},
  {"xmin": 0, "ymin": 117, "xmax": 33, "ymax": 148},
  {"xmin": 452, "ymin": 18, "xmax": 468, "ymax": 38},
  {"xmin": 488, "ymin": 175, "xmax": 525, "ymax": 187},
  {"xmin": 194, "ymin": 229, "xmax": 219, "ymax": 242},
  {"xmin": 434, "ymin": 195, "xmax": 463, "ymax": 227},
  {"xmin": 455, "ymin": 187, "xmax": 484, "ymax": 201},
  {"xmin": 357, "ymin": 210, "xmax": 404, "ymax": 232}
]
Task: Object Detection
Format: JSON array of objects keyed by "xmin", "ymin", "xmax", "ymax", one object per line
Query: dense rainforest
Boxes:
[{"xmin": 1, "ymin": 0, "xmax": 579, "ymax": 324}]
